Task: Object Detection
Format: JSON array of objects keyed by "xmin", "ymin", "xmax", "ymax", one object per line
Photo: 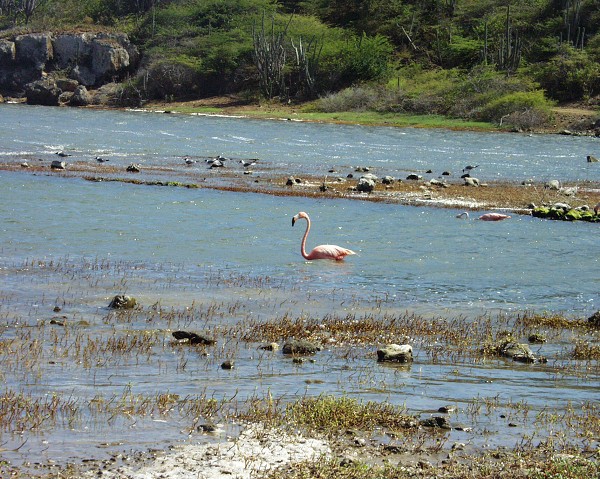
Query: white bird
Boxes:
[
  {"xmin": 95, "ymin": 156, "xmax": 109, "ymax": 162},
  {"xmin": 239, "ymin": 159, "xmax": 257, "ymax": 168},
  {"xmin": 56, "ymin": 151, "xmax": 71, "ymax": 157},
  {"xmin": 462, "ymin": 164, "xmax": 478, "ymax": 173},
  {"xmin": 184, "ymin": 157, "xmax": 196, "ymax": 165}
]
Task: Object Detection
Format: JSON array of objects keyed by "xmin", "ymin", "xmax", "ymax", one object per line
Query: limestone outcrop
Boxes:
[{"xmin": 0, "ymin": 31, "xmax": 139, "ymax": 102}]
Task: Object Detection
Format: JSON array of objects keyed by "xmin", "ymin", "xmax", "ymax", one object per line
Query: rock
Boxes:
[
  {"xmin": 25, "ymin": 77, "xmax": 61, "ymax": 106},
  {"xmin": 406, "ymin": 174, "xmax": 422, "ymax": 181},
  {"xmin": 69, "ymin": 85, "xmax": 92, "ymax": 106},
  {"xmin": 587, "ymin": 155, "xmax": 598, "ymax": 163},
  {"xmin": 381, "ymin": 176, "xmax": 395, "ymax": 185},
  {"xmin": 108, "ymin": 294, "xmax": 137, "ymax": 309},
  {"xmin": 419, "ymin": 416, "xmax": 451, "ymax": 429},
  {"xmin": 50, "ymin": 160, "xmax": 66, "ymax": 170},
  {"xmin": 438, "ymin": 405, "xmax": 456, "ymax": 413},
  {"xmin": 0, "ymin": 39, "xmax": 16, "ymax": 64},
  {"xmin": 282, "ymin": 339, "xmax": 321, "ymax": 355},
  {"xmin": 258, "ymin": 342, "xmax": 279, "ymax": 351},
  {"xmin": 172, "ymin": 330, "xmax": 216, "ymax": 345},
  {"xmin": 1, "ymin": 32, "xmax": 139, "ymax": 96},
  {"xmin": 286, "ymin": 176, "xmax": 302, "ymax": 186},
  {"xmin": 15, "ymin": 33, "xmax": 53, "ymax": 69},
  {"xmin": 58, "ymin": 91, "xmax": 73, "ymax": 105},
  {"xmin": 464, "ymin": 177, "xmax": 480, "ymax": 187},
  {"xmin": 377, "ymin": 344, "xmax": 413, "ymax": 363},
  {"xmin": 56, "ymin": 78, "xmax": 79, "ymax": 92},
  {"xmin": 356, "ymin": 176, "xmax": 376, "ymax": 193},
  {"xmin": 221, "ymin": 360, "xmax": 234, "ymax": 370},
  {"xmin": 126, "ymin": 163, "xmax": 141, "ymax": 172},
  {"xmin": 442, "ymin": 171, "xmax": 451, "ymax": 176},
  {"xmin": 545, "ymin": 179, "xmax": 561, "ymax": 190},
  {"xmin": 487, "ymin": 339, "xmax": 547, "ymax": 363},
  {"xmin": 588, "ymin": 311, "xmax": 600, "ymax": 327},
  {"xmin": 429, "ymin": 178, "xmax": 448, "ymax": 187}
]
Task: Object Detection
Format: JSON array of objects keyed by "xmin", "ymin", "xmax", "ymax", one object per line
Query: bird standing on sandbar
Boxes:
[{"xmin": 292, "ymin": 211, "xmax": 356, "ymax": 261}]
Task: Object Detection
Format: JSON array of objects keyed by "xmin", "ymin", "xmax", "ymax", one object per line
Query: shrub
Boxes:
[
  {"xmin": 478, "ymin": 90, "xmax": 554, "ymax": 124},
  {"xmin": 532, "ymin": 46, "xmax": 600, "ymax": 102},
  {"xmin": 143, "ymin": 57, "xmax": 202, "ymax": 100}
]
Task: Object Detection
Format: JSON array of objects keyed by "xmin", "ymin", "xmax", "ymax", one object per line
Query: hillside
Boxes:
[{"xmin": 1, "ymin": 0, "xmax": 600, "ymax": 131}]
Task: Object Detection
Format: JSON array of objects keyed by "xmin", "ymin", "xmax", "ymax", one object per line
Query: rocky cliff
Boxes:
[{"xmin": 0, "ymin": 31, "xmax": 139, "ymax": 105}]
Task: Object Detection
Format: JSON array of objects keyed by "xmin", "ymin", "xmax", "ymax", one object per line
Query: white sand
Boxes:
[{"xmin": 87, "ymin": 425, "xmax": 330, "ymax": 479}]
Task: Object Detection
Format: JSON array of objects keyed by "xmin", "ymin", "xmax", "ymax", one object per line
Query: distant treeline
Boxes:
[{"xmin": 2, "ymin": 0, "xmax": 599, "ymax": 127}]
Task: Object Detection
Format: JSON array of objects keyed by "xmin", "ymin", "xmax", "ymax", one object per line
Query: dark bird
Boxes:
[
  {"xmin": 462, "ymin": 164, "xmax": 479, "ymax": 173},
  {"xmin": 95, "ymin": 156, "xmax": 109, "ymax": 162},
  {"xmin": 172, "ymin": 331, "xmax": 216, "ymax": 345},
  {"xmin": 56, "ymin": 151, "xmax": 71, "ymax": 157},
  {"xmin": 184, "ymin": 157, "xmax": 196, "ymax": 165}
]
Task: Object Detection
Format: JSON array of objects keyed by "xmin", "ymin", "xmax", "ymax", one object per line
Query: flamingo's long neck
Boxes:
[{"xmin": 300, "ymin": 216, "xmax": 311, "ymax": 259}]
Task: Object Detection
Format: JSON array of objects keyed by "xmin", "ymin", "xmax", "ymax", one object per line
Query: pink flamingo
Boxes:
[
  {"xmin": 292, "ymin": 211, "xmax": 356, "ymax": 261},
  {"xmin": 456, "ymin": 212, "xmax": 511, "ymax": 221},
  {"xmin": 478, "ymin": 212, "xmax": 511, "ymax": 221}
]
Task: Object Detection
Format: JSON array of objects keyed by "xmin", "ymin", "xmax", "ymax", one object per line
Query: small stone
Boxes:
[
  {"xmin": 221, "ymin": 360, "xmax": 234, "ymax": 370},
  {"xmin": 108, "ymin": 295, "xmax": 137, "ymax": 309}
]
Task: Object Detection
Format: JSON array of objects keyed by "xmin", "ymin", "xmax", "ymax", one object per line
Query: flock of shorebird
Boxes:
[{"xmin": 183, "ymin": 155, "xmax": 258, "ymax": 169}]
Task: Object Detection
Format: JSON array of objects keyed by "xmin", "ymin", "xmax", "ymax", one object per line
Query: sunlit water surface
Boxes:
[{"xmin": 0, "ymin": 104, "xmax": 598, "ymax": 469}]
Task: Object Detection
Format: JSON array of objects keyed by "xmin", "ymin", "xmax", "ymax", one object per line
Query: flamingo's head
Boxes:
[{"xmin": 292, "ymin": 211, "xmax": 308, "ymax": 226}]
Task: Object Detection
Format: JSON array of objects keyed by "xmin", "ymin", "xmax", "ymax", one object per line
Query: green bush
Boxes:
[
  {"xmin": 532, "ymin": 46, "xmax": 600, "ymax": 101},
  {"xmin": 478, "ymin": 90, "xmax": 553, "ymax": 124}
]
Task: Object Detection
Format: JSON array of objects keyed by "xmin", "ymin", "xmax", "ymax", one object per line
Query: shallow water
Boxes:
[{"xmin": 0, "ymin": 105, "xmax": 598, "ymax": 470}]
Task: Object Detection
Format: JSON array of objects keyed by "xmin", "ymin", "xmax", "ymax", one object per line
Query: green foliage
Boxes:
[
  {"xmin": 2, "ymin": 0, "xmax": 600, "ymax": 117},
  {"xmin": 320, "ymin": 33, "xmax": 393, "ymax": 89},
  {"xmin": 531, "ymin": 45, "xmax": 600, "ymax": 101},
  {"xmin": 479, "ymin": 90, "xmax": 553, "ymax": 124}
]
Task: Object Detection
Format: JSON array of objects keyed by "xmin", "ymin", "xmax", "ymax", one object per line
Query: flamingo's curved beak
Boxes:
[{"xmin": 292, "ymin": 216, "xmax": 297, "ymax": 226}]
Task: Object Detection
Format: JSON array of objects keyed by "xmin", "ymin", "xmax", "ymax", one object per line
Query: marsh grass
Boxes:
[{"xmin": 0, "ymin": 255, "xmax": 598, "ymax": 478}]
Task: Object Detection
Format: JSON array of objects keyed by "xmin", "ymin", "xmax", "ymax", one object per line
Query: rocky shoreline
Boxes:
[{"xmin": 3, "ymin": 154, "xmax": 599, "ymax": 222}]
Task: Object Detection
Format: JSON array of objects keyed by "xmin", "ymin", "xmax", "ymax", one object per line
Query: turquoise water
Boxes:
[{"xmin": 0, "ymin": 104, "xmax": 598, "ymax": 469}]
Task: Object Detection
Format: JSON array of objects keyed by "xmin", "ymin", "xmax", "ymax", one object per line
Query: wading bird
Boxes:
[
  {"xmin": 291, "ymin": 211, "xmax": 356, "ymax": 261},
  {"xmin": 457, "ymin": 211, "xmax": 511, "ymax": 221}
]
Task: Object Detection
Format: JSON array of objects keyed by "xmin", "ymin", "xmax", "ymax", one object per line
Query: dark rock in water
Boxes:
[
  {"xmin": 406, "ymin": 174, "xmax": 422, "ymax": 181},
  {"xmin": 108, "ymin": 294, "xmax": 137, "ymax": 309},
  {"xmin": 126, "ymin": 163, "xmax": 141, "ymax": 172},
  {"xmin": 484, "ymin": 338, "xmax": 547, "ymax": 363},
  {"xmin": 197, "ymin": 423, "xmax": 217, "ymax": 433},
  {"xmin": 221, "ymin": 360, "xmax": 234, "ymax": 370},
  {"xmin": 438, "ymin": 405, "xmax": 456, "ymax": 413},
  {"xmin": 258, "ymin": 342, "xmax": 279, "ymax": 351},
  {"xmin": 172, "ymin": 330, "xmax": 216, "ymax": 345},
  {"xmin": 51, "ymin": 160, "xmax": 66, "ymax": 170},
  {"xmin": 377, "ymin": 344, "xmax": 413, "ymax": 363},
  {"xmin": 282, "ymin": 339, "xmax": 321, "ymax": 355},
  {"xmin": 588, "ymin": 311, "xmax": 600, "ymax": 327},
  {"xmin": 420, "ymin": 416, "xmax": 451, "ymax": 429}
]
